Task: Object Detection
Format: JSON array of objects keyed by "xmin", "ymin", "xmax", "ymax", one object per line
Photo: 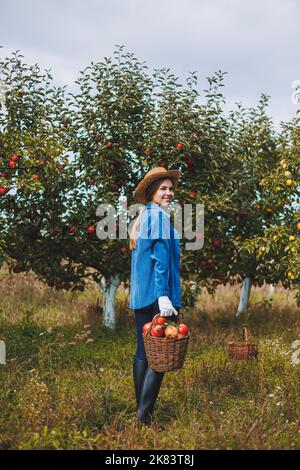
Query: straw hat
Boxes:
[{"xmin": 134, "ymin": 167, "xmax": 180, "ymax": 205}]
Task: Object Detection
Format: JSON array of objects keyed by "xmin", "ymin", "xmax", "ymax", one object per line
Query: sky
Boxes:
[{"xmin": 1, "ymin": 0, "xmax": 299, "ymax": 131}]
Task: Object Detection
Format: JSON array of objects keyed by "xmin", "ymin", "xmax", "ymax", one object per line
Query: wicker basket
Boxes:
[
  {"xmin": 143, "ymin": 313, "xmax": 190, "ymax": 372},
  {"xmin": 227, "ymin": 327, "xmax": 258, "ymax": 360}
]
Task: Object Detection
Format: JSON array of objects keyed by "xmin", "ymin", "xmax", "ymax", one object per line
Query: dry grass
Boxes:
[{"xmin": 0, "ymin": 267, "xmax": 300, "ymax": 450}]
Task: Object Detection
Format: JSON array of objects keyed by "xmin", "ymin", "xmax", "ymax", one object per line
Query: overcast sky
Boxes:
[{"xmin": 1, "ymin": 0, "xmax": 299, "ymax": 131}]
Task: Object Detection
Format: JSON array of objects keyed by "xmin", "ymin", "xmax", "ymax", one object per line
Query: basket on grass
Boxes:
[
  {"xmin": 143, "ymin": 313, "xmax": 190, "ymax": 372},
  {"xmin": 227, "ymin": 327, "xmax": 258, "ymax": 360}
]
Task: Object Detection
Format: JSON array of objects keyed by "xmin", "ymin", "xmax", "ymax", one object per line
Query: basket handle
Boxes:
[
  {"xmin": 242, "ymin": 327, "xmax": 248, "ymax": 342},
  {"xmin": 145, "ymin": 313, "xmax": 160, "ymax": 337}
]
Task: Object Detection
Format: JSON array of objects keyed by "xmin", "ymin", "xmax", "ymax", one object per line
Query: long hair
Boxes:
[{"xmin": 129, "ymin": 177, "xmax": 174, "ymax": 251}]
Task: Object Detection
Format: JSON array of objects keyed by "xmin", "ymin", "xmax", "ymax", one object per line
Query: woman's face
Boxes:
[{"xmin": 150, "ymin": 178, "xmax": 174, "ymax": 208}]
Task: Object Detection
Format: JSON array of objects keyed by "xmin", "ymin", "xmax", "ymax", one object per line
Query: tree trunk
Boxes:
[
  {"xmin": 236, "ymin": 276, "xmax": 253, "ymax": 317},
  {"xmin": 267, "ymin": 283, "xmax": 275, "ymax": 299},
  {"xmin": 0, "ymin": 340, "xmax": 6, "ymax": 365},
  {"xmin": 99, "ymin": 273, "xmax": 120, "ymax": 329}
]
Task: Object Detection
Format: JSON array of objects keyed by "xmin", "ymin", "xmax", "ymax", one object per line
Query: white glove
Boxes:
[{"xmin": 158, "ymin": 296, "xmax": 178, "ymax": 317}]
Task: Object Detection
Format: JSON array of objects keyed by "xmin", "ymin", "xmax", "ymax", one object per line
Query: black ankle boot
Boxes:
[
  {"xmin": 133, "ymin": 357, "xmax": 148, "ymax": 408},
  {"xmin": 137, "ymin": 368, "xmax": 165, "ymax": 426}
]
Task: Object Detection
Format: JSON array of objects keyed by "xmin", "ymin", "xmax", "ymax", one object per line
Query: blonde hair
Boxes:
[
  {"xmin": 129, "ymin": 206, "xmax": 146, "ymax": 250},
  {"xmin": 129, "ymin": 176, "xmax": 175, "ymax": 251}
]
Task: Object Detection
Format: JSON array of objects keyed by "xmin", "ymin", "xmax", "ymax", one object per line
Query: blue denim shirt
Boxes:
[{"xmin": 128, "ymin": 202, "xmax": 181, "ymax": 310}]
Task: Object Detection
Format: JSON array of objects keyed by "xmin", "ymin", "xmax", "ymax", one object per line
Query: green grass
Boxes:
[{"xmin": 0, "ymin": 269, "xmax": 300, "ymax": 450}]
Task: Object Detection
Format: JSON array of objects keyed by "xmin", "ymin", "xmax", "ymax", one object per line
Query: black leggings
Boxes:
[{"xmin": 134, "ymin": 299, "xmax": 180, "ymax": 361}]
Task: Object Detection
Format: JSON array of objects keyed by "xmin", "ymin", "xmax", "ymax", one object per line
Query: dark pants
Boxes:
[{"xmin": 134, "ymin": 299, "xmax": 180, "ymax": 360}]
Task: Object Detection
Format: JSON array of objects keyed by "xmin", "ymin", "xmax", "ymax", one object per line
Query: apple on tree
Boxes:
[
  {"xmin": 176, "ymin": 143, "xmax": 184, "ymax": 150},
  {"xmin": 0, "ymin": 187, "xmax": 9, "ymax": 196},
  {"xmin": 145, "ymin": 147, "xmax": 154, "ymax": 156},
  {"xmin": 212, "ymin": 239, "xmax": 222, "ymax": 249},
  {"xmin": 87, "ymin": 225, "xmax": 96, "ymax": 234}
]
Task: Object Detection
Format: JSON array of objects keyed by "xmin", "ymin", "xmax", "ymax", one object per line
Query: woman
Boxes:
[{"xmin": 128, "ymin": 167, "xmax": 182, "ymax": 426}]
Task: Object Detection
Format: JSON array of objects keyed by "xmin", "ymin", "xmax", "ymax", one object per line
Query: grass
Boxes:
[{"xmin": 0, "ymin": 267, "xmax": 300, "ymax": 450}]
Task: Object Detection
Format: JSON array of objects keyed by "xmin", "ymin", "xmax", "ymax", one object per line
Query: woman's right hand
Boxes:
[{"xmin": 158, "ymin": 296, "xmax": 178, "ymax": 317}]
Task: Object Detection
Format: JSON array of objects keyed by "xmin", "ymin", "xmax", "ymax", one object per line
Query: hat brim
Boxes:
[{"xmin": 134, "ymin": 169, "xmax": 180, "ymax": 205}]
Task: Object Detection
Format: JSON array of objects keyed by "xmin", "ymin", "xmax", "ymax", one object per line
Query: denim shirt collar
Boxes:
[
  {"xmin": 146, "ymin": 202, "xmax": 160, "ymax": 209},
  {"xmin": 146, "ymin": 202, "xmax": 171, "ymax": 217}
]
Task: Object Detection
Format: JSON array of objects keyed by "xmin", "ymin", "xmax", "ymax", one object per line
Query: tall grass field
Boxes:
[{"xmin": 1, "ymin": 267, "xmax": 300, "ymax": 450}]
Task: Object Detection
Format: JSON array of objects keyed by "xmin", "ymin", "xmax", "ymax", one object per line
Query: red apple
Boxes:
[
  {"xmin": 69, "ymin": 226, "xmax": 77, "ymax": 234},
  {"xmin": 106, "ymin": 141, "xmax": 113, "ymax": 147},
  {"xmin": 8, "ymin": 161, "xmax": 17, "ymax": 168},
  {"xmin": 153, "ymin": 316, "xmax": 167, "ymax": 326},
  {"xmin": 151, "ymin": 325, "xmax": 165, "ymax": 337},
  {"xmin": 178, "ymin": 323, "xmax": 189, "ymax": 336},
  {"xmin": 32, "ymin": 174, "xmax": 40, "ymax": 181},
  {"xmin": 0, "ymin": 187, "xmax": 9, "ymax": 196},
  {"xmin": 121, "ymin": 246, "xmax": 127, "ymax": 253},
  {"xmin": 87, "ymin": 225, "xmax": 96, "ymax": 234},
  {"xmin": 165, "ymin": 325, "xmax": 178, "ymax": 339},
  {"xmin": 10, "ymin": 154, "xmax": 19, "ymax": 162},
  {"xmin": 189, "ymin": 191, "xmax": 197, "ymax": 198},
  {"xmin": 157, "ymin": 157, "xmax": 166, "ymax": 167},
  {"xmin": 176, "ymin": 143, "xmax": 184, "ymax": 150},
  {"xmin": 145, "ymin": 147, "xmax": 154, "ymax": 156},
  {"xmin": 187, "ymin": 159, "xmax": 195, "ymax": 171},
  {"xmin": 213, "ymin": 239, "xmax": 222, "ymax": 249},
  {"xmin": 1, "ymin": 170, "xmax": 9, "ymax": 178},
  {"xmin": 239, "ymin": 210, "xmax": 247, "ymax": 217},
  {"xmin": 142, "ymin": 322, "xmax": 152, "ymax": 335}
]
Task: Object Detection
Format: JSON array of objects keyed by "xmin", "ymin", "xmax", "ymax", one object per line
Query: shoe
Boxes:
[
  {"xmin": 136, "ymin": 368, "xmax": 164, "ymax": 426},
  {"xmin": 133, "ymin": 357, "xmax": 148, "ymax": 408}
]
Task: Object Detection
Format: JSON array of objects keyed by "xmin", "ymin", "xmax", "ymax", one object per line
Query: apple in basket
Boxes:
[
  {"xmin": 142, "ymin": 322, "xmax": 152, "ymax": 335},
  {"xmin": 150, "ymin": 325, "xmax": 165, "ymax": 337},
  {"xmin": 178, "ymin": 323, "xmax": 189, "ymax": 336},
  {"xmin": 152, "ymin": 315, "xmax": 167, "ymax": 326},
  {"xmin": 165, "ymin": 325, "xmax": 179, "ymax": 339}
]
